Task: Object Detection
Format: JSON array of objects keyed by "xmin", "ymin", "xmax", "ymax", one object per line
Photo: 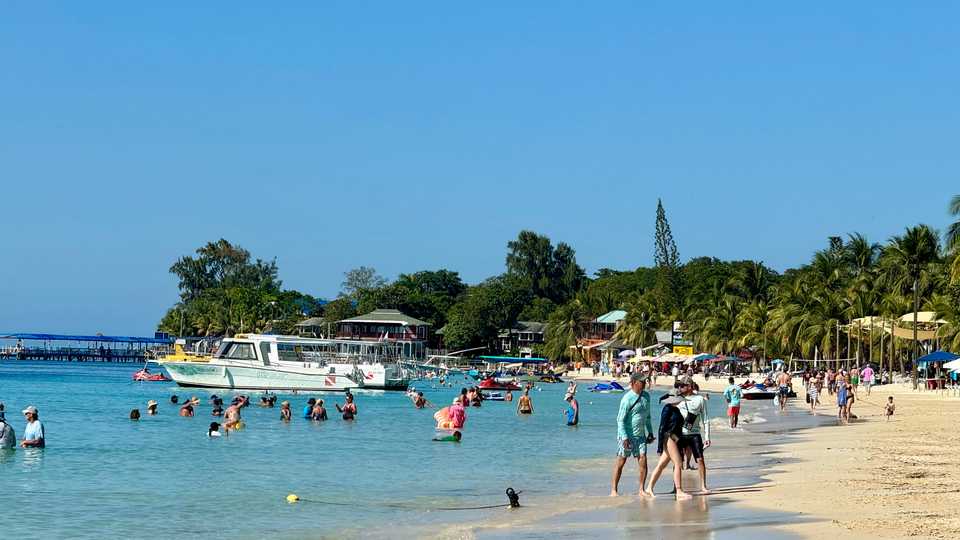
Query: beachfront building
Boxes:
[
  {"xmin": 497, "ymin": 321, "xmax": 546, "ymax": 357},
  {"xmin": 574, "ymin": 310, "xmax": 628, "ymax": 364},
  {"xmin": 294, "ymin": 317, "xmax": 327, "ymax": 337},
  {"xmin": 335, "ymin": 309, "xmax": 430, "ymax": 360}
]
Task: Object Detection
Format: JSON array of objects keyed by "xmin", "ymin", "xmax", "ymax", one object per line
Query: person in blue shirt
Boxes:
[
  {"xmin": 20, "ymin": 405, "xmax": 45, "ymax": 448},
  {"xmin": 564, "ymin": 393, "xmax": 579, "ymax": 426},
  {"xmin": 722, "ymin": 377, "xmax": 743, "ymax": 428},
  {"xmin": 610, "ymin": 372, "xmax": 654, "ymax": 496},
  {"xmin": 303, "ymin": 398, "xmax": 316, "ymax": 419}
]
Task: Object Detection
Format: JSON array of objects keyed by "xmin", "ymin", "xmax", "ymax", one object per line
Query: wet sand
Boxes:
[
  {"xmin": 495, "ymin": 374, "xmax": 960, "ymax": 540},
  {"xmin": 427, "ymin": 378, "xmax": 834, "ymax": 540}
]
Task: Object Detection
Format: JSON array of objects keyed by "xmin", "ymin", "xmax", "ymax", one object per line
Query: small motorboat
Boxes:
[
  {"xmin": 478, "ymin": 378, "xmax": 521, "ymax": 391},
  {"xmin": 741, "ymin": 386, "xmax": 776, "ymax": 400},
  {"xmin": 133, "ymin": 368, "xmax": 170, "ymax": 382},
  {"xmin": 588, "ymin": 381, "xmax": 625, "ymax": 393}
]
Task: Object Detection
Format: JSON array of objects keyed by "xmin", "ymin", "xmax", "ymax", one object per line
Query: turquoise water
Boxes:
[{"xmin": 0, "ymin": 361, "xmax": 706, "ymax": 539}]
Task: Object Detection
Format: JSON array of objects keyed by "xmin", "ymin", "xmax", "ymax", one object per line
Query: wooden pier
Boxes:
[{"xmin": 0, "ymin": 333, "xmax": 172, "ymax": 363}]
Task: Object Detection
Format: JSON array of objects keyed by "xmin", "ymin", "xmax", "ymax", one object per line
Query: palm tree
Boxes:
[
  {"xmin": 947, "ymin": 195, "xmax": 960, "ymax": 252},
  {"xmin": 617, "ymin": 295, "xmax": 658, "ymax": 349},
  {"xmin": 884, "ymin": 225, "xmax": 941, "ymax": 389},
  {"xmin": 544, "ymin": 300, "xmax": 588, "ymax": 362}
]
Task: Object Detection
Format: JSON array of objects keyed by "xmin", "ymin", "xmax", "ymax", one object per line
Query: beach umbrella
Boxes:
[
  {"xmin": 618, "ymin": 350, "xmax": 636, "ymax": 358},
  {"xmin": 944, "ymin": 359, "xmax": 960, "ymax": 371}
]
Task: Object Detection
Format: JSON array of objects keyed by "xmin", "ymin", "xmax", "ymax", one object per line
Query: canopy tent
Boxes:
[
  {"xmin": 914, "ymin": 351, "xmax": 960, "ymax": 365},
  {"xmin": 943, "ymin": 359, "xmax": 960, "ymax": 372},
  {"xmin": 477, "ymin": 355, "xmax": 548, "ymax": 364},
  {"xmin": 845, "ymin": 316, "xmax": 941, "ymax": 341},
  {"xmin": 899, "ymin": 311, "xmax": 948, "ymax": 325},
  {"xmin": 618, "ymin": 349, "xmax": 636, "ymax": 358}
]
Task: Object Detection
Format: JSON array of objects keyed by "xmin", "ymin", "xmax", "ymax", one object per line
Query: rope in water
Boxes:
[{"xmin": 286, "ymin": 489, "xmax": 522, "ymax": 511}]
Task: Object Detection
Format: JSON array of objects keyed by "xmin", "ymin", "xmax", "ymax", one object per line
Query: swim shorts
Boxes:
[
  {"xmin": 617, "ymin": 436, "xmax": 646, "ymax": 458},
  {"xmin": 727, "ymin": 405, "xmax": 740, "ymax": 417},
  {"xmin": 778, "ymin": 385, "xmax": 790, "ymax": 397},
  {"xmin": 679, "ymin": 434, "xmax": 705, "ymax": 460}
]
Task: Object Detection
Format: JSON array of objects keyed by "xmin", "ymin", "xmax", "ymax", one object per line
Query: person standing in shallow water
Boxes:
[
  {"xmin": 610, "ymin": 373, "xmax": 654, "ymax": 496},
  {"xmin": 0, "ymin": 403, "xmax": 16, "ymax": 450},
  {"xmin": 564, "ymin": 393, "xmax": 579, "ymax": 426},
  {"xmin": 517, "ymin": 388, "xmax": 534, "ymax": 415}
]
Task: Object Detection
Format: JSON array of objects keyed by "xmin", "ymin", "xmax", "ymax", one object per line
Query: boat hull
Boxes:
[{"xmin": 163, "ymin": 361, "xmax": 361, "ymax": 391}]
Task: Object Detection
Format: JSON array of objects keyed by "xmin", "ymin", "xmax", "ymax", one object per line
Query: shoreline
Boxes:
[{"xmin": 438, "ymin": 374, "xmax": 960, "ymax": 540}]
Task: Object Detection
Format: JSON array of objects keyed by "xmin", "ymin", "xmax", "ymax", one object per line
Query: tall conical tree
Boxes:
[{"xmin": 654, "ymin": 199, "xmax": 682, "ymax": 314}]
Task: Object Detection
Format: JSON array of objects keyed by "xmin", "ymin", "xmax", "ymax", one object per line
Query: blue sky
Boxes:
[{"xmin": 1, "ymin": 2, "xmax": 958, "ymax": 335}]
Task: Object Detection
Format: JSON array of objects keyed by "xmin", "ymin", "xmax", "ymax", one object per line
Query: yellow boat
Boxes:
[{"xmin": 155, "ymin": 340, "xmax": 213, "ymax": 363}]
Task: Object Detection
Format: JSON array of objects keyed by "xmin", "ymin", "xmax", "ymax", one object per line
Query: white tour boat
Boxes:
[{"xmin": 162, "ymin": 334, "xmax": 411, "ymax": 391}]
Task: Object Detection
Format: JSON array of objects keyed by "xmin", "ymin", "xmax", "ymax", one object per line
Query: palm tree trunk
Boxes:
[{"xmin": 912, "ymin": 277, "xmax": 919, "ymax": 390}]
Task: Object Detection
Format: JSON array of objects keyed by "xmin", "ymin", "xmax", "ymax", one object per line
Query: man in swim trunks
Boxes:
[
  {"xmin": 223, "ymin": 401, "xmax": 242, "ymax": 431},
  {"xmin": 610, "ymin": 373, "xmax": 654, "ymax": 496},
  {"xmin": 722, "ymin": 377, "xmax": 742, "ymax": 428},
  {"xmin": 776, "ymin": 370, "xmax": 792, "ymax": 412}
]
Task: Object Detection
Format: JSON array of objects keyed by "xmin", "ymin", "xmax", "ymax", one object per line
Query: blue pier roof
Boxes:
[{"xmin": 0, "ymin": 333, "xmax": 173, "ymax": 344}]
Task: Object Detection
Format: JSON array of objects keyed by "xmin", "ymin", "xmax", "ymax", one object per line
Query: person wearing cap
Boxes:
[
  {"xmin": 0, "ymin": 403, "xmax": 16, "ymax": 450},
  {"xmin": 21, "ymin": 405, "xmax": 45, "ymax": 448},
  {"xmin": 146, "ymin": 400, "xmax": 158, "ymax": 415},
  {"xmin": 610, "ymin": 372, "xmax": 654, "ymax": 496},
  {"xmin": 676, "ymin": 376, "xmax": 711, "ymax": 494},
  {"xmin": 643, "ymin": 390, "xmax": 691, "ymax": 500}
]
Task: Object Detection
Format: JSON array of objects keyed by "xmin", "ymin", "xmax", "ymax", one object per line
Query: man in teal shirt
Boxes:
[
  {"xmin": 723, "ymin": 376, "xmax": 743, "ymax": 428},
  {"xmin": 610, "ymin": 372, "xmax": 654, "ymax": 496}
]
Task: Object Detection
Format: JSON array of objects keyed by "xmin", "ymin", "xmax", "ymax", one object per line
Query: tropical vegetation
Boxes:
[{"xmin": 160, "ymin": 197, "xmax": 960, "ymax": 388}]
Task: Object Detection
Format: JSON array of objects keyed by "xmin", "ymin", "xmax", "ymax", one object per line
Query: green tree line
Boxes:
[{"xmin": 160, "ymin": 196, "xmax": 960, "ymax": 388}]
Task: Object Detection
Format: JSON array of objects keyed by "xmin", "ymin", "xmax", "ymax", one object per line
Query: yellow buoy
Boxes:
[{"xmin": 286, "ymin": 494, "xmax": 300, "ymax": 503}]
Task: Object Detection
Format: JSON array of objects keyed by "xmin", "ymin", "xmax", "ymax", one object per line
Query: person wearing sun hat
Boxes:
[
  {"xmin": 146, "ymin": 400, "xmax": 158, "ymax": 415},
  {"xmin": 0, "ymin": 402, "xmax": 16, "ymax": 450},
  {"xmin": 21, "ymin": 405, "xmax": 45, "ymax": 448}
]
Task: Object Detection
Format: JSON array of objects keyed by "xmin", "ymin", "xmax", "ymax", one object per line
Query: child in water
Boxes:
[
  {"xmin": 208, "ymin": 422, "xmax": 223, "ymax": 437},
  {"xmin": 432, "ymin": 430, "xmax": 462, "ymax": 442}
]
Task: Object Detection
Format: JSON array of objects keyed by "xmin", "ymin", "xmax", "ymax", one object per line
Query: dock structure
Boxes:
[{"xmin": 0, "ymin": 333, "xmax": 173, "ymax": 363}]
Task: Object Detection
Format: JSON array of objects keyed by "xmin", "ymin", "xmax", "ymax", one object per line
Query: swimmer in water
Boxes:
[
  {"xmin": 223, "ymin": 401, "xmax": 242, "ymax": 431},
  {"xmin": 336, "ymin": 394, "xmax": 357, "ymax": 420},
  {"xmin": 303, "ymin": 398, "xmax": 316, "ymax": 419},
  {"xmin": 280, "ymin": 401, "xmax": 292, "ymax": 422},
  {"xmin": 432, "ymin": 430, "xmax": 462, "ymax": 442},
  {"xmin": 517, "ymin": 388, "xmax": 534, "ymax": 415},
  {"xmin": 146, "ymin": 400, "xmax": 158, "ymax": 415},
  {"xmin": 170, "ymin": 395, "xmax": 179, "ymax": 405},
  {"xmin": 208, "ymin": 422, "xmax": 223, "ymax": 437},
  {"xmin": 312, "ymin": 399, "xmax": 328, "ymax": 421},
  {"xmin": 179, "ymin": 402, "xmax": 195, "ymax": 417},
  {"xmin": 505, "ymin": 390, "xmax": 513, "ymax": 402},
  {"xmin": 129, "ymin": 409, "xmax": 141, "ymax": 421},
  {"xmin": 414, "ymin": 392, "xmax": 432, "ymax": 409}
]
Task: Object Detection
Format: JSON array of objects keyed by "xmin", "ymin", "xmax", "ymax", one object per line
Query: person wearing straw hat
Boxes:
[
  {"xmin": 146, "ymin": 400, "xmax": 158, "ymax": 415},
  {"xmin": 0, "ymin": 403, "xmax": 16, "ymax": 450},
  {"xmin": 20, "ymin": 405, "xmax": 45, "ymax": 448}
]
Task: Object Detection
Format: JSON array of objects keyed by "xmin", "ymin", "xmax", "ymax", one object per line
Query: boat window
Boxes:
[
  {"xmin": 259, "ymin": 342, "xmax": 272, "ymax": 366},
  {"xmin": 222, "ymin": 342, "xmax": 257, "ymax": 361}
]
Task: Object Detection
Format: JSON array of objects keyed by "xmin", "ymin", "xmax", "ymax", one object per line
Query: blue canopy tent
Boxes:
[{"xmin": 914, "ymin": 350, "xmax": 960, "ymax": 365}]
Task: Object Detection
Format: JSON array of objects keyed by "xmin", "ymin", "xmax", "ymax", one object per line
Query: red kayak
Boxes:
[
  {"xmin": 478, "ymin": 378, "xmax": 521, "ymax": 391},
  {"xmin": 133, "ymin": 369, "xmax": 170, "ymax": 382}
]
